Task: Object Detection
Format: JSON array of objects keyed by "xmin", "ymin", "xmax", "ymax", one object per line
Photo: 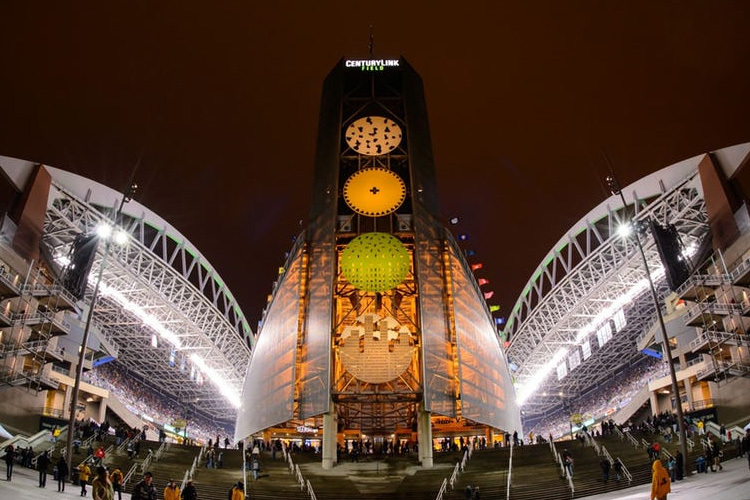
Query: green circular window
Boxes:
[{"xmin": 341, "ymin": 233, "xmax": 410, "ymax": 292}]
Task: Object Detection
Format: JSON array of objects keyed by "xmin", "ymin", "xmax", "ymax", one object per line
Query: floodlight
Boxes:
[
  {"xmin": 616, "ymin": 223, "xmax": 632, "ymax": 238},
  {"xmin": 96, "ymin": 223, "xmax": 113, "ymax": 239},
  {"xmin": 113, "ymin": 230, "xmax": 128, "ymax": 245}
]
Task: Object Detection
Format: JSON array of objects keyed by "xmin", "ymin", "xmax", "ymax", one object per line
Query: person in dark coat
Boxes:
[
  {"xmin": 600, "ymin": 457, "xmax": 611, "ymax": 482},
  {"xmin": 674, "ymin": 450, "xmax": 684, "ymax": 480},
  {"xmin": 180, "ymin": 479, "xmax": 197, "ymax": 500},
  {"xmin": 131, "ymin": 471, "xmax": 156, "ymax": 500},
  {"xmin": 3, "ymin": 444, "xmax": 15, "ymax": 481},
  {"xmin": 38, "ymin": 450, "xmax": 50, "ymax": 487},
  {"xmin": 57, "ymin": 456, "xmax": 69, "ymax": 492}
]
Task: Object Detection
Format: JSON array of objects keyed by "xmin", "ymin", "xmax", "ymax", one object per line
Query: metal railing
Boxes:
[
  {"xmin": 448, "ymin": 462, "xmax": 460, "ymax": 489},
  {"xmin": 306, "ymin": 479, "xmax": 317, "ymax": 500},
  {"xmin": 140, "ymin": 450, "xmax": 154, "ymax": 473},
  {"xmin": 624, "ymin": 431, "xmax": 640, "ymax": 448},
  {"xmin": 122, "ymin": 463, "xmax": 138, "ymax": 486},
  {"xmin": 153, "ymin": 442, "xmax": 167, "ymax": 461},
  {"xmin": 506, "ymin": 442, "xmax": 513, "ymax": 500},
  {"xmin": 435, "ymin": 478, "xmax": 448, "ymax": 500},
  {"xmin": 117, "ymin": 436, "xmax": 132, "ymax": 454}
]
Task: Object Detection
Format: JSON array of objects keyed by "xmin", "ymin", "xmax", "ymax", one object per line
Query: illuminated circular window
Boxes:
[
  {"xmin": 343, "ymin": 167, "xmax": 406, "ymax": 217},
  {"xmin": 340, "ymin": 233, "xmax": 410, "ymax": 293},
  {"xmin": 344, "ymin": 116, "xmax": 402, "ymax": 156}
]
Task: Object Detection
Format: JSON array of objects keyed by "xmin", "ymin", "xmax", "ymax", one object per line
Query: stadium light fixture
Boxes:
[
  {"xmin": 516, "ymin": 347, "xmax": 569, "ymax": 406},
  {"xmin": 113, "ymin": 230, "xmax": 129, "ymax": 245},
  {"xmin": 96, "ymin": 223, "xmax": 113, "ymax": 239},
  {"xmin": 616, "ymin": 223, "xmax": 632, "ymax": 238}
]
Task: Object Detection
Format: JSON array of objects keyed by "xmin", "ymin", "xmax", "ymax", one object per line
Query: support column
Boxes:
[
  {"xmin": 98, "ymin": 400, "xmax": 107, "ymax": 423},
  {"xmin": 649, "ymin": 391, "xmax": 659, "ymax": 416},
  {"xmin": 321, "ymin": 402, "xmax": 337, "ymax": 470},
  {"xmin": 417, "ymin": 404, "xmax": 433, "ymax": 468},
  {"xmin": 63, "ymin": 385, "xmax": 73, "ymax": 417}
]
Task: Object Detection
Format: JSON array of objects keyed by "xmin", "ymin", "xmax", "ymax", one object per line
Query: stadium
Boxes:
[{"xmin": 1, "ymin": 58, "xmax": 750, "ymax": 500}]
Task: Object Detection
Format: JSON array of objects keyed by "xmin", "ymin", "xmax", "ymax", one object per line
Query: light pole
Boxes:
[
  {"xmin": 606, "ymin": 175, "xmax": 690, "ymax": 475},
  {"xmin": 64, "ymin": 181, "xmax": 138, "ymax": 465}
]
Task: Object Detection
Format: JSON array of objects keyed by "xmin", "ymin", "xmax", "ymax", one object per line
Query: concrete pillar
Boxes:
[
  {"xmin": 649, "ymin": 391, "xmax": 659, "ymax": 416},
  {"xmin": 98, "ymin": 400, "xmax": 107, "ymax": 423},
  {"xmin": 63, "ymin": 385, "xmax": 72, "ymax": 416},
  {"xmin": 417, "ymin": 405, "xmax": 433, "ymax": 468},
  {"xmin": 321, "ymin": 402, "xmax": 337, "ymax": 470}
]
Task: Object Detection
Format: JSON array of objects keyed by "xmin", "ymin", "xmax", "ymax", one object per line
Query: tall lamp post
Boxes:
[
  {"xmin": 606, "ymin": 175, "xmax": 690, "ymax": 475},
  {"xmin": 64, "ymin": 181, "xmax": 138, "ymax": 465}
]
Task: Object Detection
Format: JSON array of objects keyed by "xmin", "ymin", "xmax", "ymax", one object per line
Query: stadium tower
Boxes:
[{"xmin": 235, "ymin": 57, "xmax": 520, "ymax": 469}]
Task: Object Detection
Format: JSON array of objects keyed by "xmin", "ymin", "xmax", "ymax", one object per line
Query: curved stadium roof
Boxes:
[
  {"xmin": 1, "ymin": 155, "xmax": 253, "ymax": 421},
  {"xmin": 504, "ymin": 143, "xmax": 750, "ymax": 420}
]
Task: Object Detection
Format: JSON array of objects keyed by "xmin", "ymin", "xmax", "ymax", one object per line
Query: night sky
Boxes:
[{"xmin": 1, "ymin": 2, "xmax": 749, "ymax": 329}]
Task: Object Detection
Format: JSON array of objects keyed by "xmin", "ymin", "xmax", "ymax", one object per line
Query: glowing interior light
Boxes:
[
  {"xmin": 96, "ymin": 223, "xmax": 113, "ymax": 239},
  {"xmin": 94, "ymin": 279, "xmax": 242, "ymax": 407},
  {"xmin": 574, "ymin": 265, "xmax": 665, "ymax": 344},
  {"xmin": 616, "ymin": 223, "xmax": 632, "ymax": 238},
  {"xmin": 515, "ymin": 347, "xmax": 569, "ymax": 406},
  {"xmin": 190, "ymin": 354, "xmax": 241, "ymax": 408}
]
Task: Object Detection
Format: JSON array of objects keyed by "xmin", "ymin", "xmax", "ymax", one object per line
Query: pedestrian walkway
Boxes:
[{"xmin": 580, "ymin": 456, "xmax": 750, "ymax": 500}]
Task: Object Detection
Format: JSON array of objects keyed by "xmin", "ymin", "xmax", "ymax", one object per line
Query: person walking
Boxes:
[
  {"xmin": 651, "ymin": 460, "xmax": 671, "ymax": 500},
  {"xmin": 181, "ymin": 479, "xmax": 197, "ymax": 500},
  {"xmin": 91, "ymin": 465, "xmax": 114, "ymax": 500},
  {"xmin": 600, "ymin": 457, "xmax": 610, "ymax": 483},
  {"xmin": 164, "ymin": 478, "xmax": 181, "ymax": 500},
  {"xmin": 230, "ymin": 481, "xmax": 244, "ymax": 500},
  {"xmin": 742, "ymin": 429, "xmax": 750, "ymax": 471},
  {"xmin": 712, "ymin": 439, "xmax": 723, "ymax": 471},
  {"xmin": 613, "ymin": 458, "xmax": 624, "ymax": 482},
  {"xmin": 57, "ymin": 456, "xmax": 69, "ymax": 492},
  {"xmin": 109, "ymin": 467, "xmax": 123, "ymax": 500},
  {"xmin": 131, "ymin": 471, "xmax": 156, "ymax": 500},
  {"xmin": 3, "ymin": 444, "xmax": 15, "ymax": 481},
  {"xmin": 38, "ymin": 450, "xmax": 50, "ymax": 487},
  {"xmin": 79, "ymin": 460, "xmax": 92, "ymax": 496},
  {"xmin": 251, "ymin": 456, "xmax": 260, "ymax": 480}
]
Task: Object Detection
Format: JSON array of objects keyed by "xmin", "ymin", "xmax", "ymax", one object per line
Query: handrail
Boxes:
[
  {"xmin": 434, "ymin": 478, "xmax": 448, "ymax": 500},
  {"xmin": 117, "ymin": 436, "xmax": 132, "ymax": 454},
  {"xmin": 624, "ymin": 431, "xmax": 640, "ymax": 448},
  {"xmin": 153, "ymin": 442, "xmax": 167, "ymax": 461},
  {"xmin": 506, "ymin": 442, "xmax": 513, "ymax": 500},
  {"xmin": 179, "ymin": 469, "xmax": 189, "ymax": 492},
  {"xmin": 294, "ymin": 464, "xmax": 305, "ymax": 490},
  {"xmin": 460, "ymin": 448, "xmax": 469, "ymax": 471},
  {"xmin": 306, "ymin": 479, "xmax": 317, "ymax": 500},
  {"xmin": 566, "ymin": 470, "xmax": 574, "ymax": 497},
  {"xmin": 448, "ymin": 462, "xmax": 460, "ymax": 489},
  {"xmin": 122, "ymin": 463, "xmax": 138, "ymax": 486},
  {"xmin": 140, "ymin": 451, "xmax": 153, "ymax": 473}
]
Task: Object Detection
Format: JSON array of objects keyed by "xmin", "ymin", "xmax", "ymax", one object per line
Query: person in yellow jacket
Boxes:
[
  {"xmin": 231, "ymin": 481, "xmax": 245, "ymax": 500},
  {"xmin": 109, "ymin": 468, "xmax": 123, "ymax": 500},
  {"xmin": 78, "ymin": 461, "xmax": 92, "ymax": 497},
  {"xmin": 651, "ymin": 459, "xmax": 671, "ymax": 500},
  {"xmin": 164, "ymin": 479, "xmax": 181, "ymax": 500}
]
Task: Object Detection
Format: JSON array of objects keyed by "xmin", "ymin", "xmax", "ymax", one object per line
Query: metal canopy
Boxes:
[
  {"xmin": 505, "ymin": 166, "xmax": 709, "ymax": 420},
  {"xmin": 42, "ymin": 179, "xmax": 252, "ymax": 421}
]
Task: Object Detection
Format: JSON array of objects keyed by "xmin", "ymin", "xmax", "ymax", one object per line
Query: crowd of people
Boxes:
[
  {"xmin": 83, "ymin": 363, "xmax": 233, "ymax": 445},
  {"xmin": 525, "ymin": 359, "xmax": 669, "ymax": 441}
]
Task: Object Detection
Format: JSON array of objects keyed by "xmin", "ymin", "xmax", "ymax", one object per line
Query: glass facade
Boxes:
[
  {"xmin": 415, "ymin": 207, "xmax": 457, "ymax": 417},
  {"xmin": 447, "ymin": 235, "xmax": 522, "ymax": 433},
  {"xmin": 234, "ymin": 240, "xmax": 304, "ymax": 438}
]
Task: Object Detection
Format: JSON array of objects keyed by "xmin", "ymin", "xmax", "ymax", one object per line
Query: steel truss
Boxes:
[
  {"xmin": 506, "ymin": 171, "xmax": 709, "ymax": 418},
  {"xmin": 42, "ymin": 181, "xmax": 251, "ymax": 420}
]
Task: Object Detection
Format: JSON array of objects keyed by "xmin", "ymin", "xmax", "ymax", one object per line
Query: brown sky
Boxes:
[{"xmin": 1, "ymin": 2, "xmax": 749, "ymax": 328}]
